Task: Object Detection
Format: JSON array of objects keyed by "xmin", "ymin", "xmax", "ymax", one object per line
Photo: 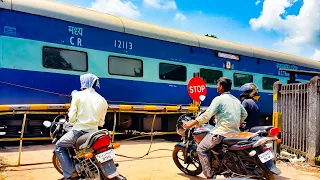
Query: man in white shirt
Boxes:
[{"xmin": 54, "ymin": 73, "xmax": 108, "ymax": 180}]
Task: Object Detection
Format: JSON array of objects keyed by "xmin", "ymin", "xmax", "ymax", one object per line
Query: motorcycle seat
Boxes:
[
  {"xmin": 249, "ymin": 126, "xmax": 273, "ymax": 133},
  {"xmin": 75, "ymin": 130, "xmax": 106, "ymax": 150},
  {"xmin": 222, "ymin": 137, "xmax": 249, "ymax": 146}
]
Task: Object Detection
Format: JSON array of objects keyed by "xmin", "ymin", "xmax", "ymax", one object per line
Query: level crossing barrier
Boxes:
[
  {"xmin": 273, "ymin": 76, "xmax": 320, "ymax": 164},
  {"xmin": 0, "ymin": 103, "xmax": 200, "ymax": 167}
]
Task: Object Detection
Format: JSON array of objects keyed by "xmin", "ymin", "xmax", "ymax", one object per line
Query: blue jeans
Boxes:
[
  {"xmin": 54, "ymin": 130, "xmax": 86, "ymax": 178},
  {"xmin": 196, "ymin": 133, "xmax": 224, "ymax": 178}
]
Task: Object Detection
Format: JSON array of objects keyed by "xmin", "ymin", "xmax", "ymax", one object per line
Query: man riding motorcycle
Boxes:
[
  {"xmin": 183, "ymin": 77, "xmax": 248, "ymax": 179},
  {"xmin": 239, "ymin": 83, "xmax": 261, "ymax": 131},
  {"xmin": 54, "ymin": 73, "xmax": 109, "ymax": 180}
]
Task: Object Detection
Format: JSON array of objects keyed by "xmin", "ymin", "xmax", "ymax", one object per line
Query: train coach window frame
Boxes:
[
  {"xmin": 263, "ymin": 77, "xmax": 279, "ymax": 90},
  {"xmin": 233, "ymin": 73, "xmax": 253, "ymax": 87},
  {"xmin": 42, "ymin": 46, "xmax": 88, "ymax": 72},
  {"xmin": 108, "ymin": 56, "xmax": 143, "ymax": 77},
  {"xmin": 159, "ymin": 63, "xmax": 187, "ymax": 82},
  {"xmin": 199, "ymin": 68, "xmax": 223, "ymax": 85}
]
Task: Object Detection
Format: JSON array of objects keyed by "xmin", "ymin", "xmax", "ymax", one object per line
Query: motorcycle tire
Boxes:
[
  {"xmin": 52, "ymin": 153, "xmax": 63, "ymax": 175},
  {"xmin": 110, "ymin": 174, "xmax": 127, "ymax": 180},
  {"xmin": 172, "ymin": 146, "xmax": 202, "ymax": 176},
  {"xmin": 101, "ymin": 173, "xmax": 126, "ymax": 180}
]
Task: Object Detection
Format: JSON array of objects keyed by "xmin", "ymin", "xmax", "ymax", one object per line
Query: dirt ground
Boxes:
[{"xmin": 0, "ymin": 139, "xmax": 320, "ymax": 180}]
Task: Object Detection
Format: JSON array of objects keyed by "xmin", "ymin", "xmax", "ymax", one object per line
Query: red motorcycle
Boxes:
[{"xmin": 43, "ymin": 115, "xmax": 126, "ymax": 180}]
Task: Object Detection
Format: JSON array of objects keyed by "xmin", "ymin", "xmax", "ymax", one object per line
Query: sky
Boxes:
[{"xmin": 55, "ymin": 0, "xmax": 320, "ymax": 61}]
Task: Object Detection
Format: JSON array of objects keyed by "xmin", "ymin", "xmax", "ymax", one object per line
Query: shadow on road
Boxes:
[
  {"xmin": 177, "ymin": 173, "xmax": 206, "ymax": 179},
  {"xmin": 177, "ymin": 172, "xmax": 291, "ymax": 180}
]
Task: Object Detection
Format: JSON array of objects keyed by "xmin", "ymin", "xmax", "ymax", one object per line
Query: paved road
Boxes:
[{"xmin": 1, "ymin": 140, "xmax": 319, "ymax": 180}]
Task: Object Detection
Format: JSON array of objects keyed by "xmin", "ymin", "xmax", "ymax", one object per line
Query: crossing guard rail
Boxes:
[
  {"xmin": 0, "ymin": 103, "xmax": 200, "ymax": 166},
  {"xmin": 273, "ymin": 71, "xmax": 320, "ymax": 165}
]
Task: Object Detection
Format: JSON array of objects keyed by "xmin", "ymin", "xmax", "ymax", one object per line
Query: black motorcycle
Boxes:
[
  {"xmin": 172, "ymin": 99, "xmax": 281, "ymax": 180},
  {"xmin": 43, "ymin": 115, "xmax": 126, "ymax": 180}
]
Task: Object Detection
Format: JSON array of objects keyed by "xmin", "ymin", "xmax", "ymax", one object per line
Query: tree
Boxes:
[{"xmin": 205, "ymin": 34, "xmax": 218, "ymax": 39}]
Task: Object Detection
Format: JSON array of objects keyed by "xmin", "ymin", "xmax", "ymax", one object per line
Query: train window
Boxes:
[
  {"xmin": 43, "ymin": 46, "xmax": 88, "ymax": 72},
  {"xmin": 200, "ymin": 68, "xmax": 223, "ymax": 85},
  {"xmin": 263, "ymin": 77, "xmax": 279, "ymax": 90},
  {"xmin": 108, "ymin": 56, "xmax": 143, "ymax": 77},
  {"xmin": 233, "ymin": 73, "xmax": 253, "ymax": 87},
  {"xmin": 159, "ymin": 63, "xmax": 187, "ymax": 81}
]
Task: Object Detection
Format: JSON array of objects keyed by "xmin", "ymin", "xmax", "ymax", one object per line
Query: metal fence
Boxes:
[{"xmin": 273, "ymin": 76, "xmax": 320, "ymax": 163}]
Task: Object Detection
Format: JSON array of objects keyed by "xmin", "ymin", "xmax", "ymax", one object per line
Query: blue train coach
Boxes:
[{"xmin": 1, "ymin": 0, "xmax": 319, "ymax": 137}]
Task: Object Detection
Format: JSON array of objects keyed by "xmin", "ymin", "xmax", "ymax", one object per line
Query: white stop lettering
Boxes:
[{"xmin": 189, "ymin": 85, "xmax": 206, "ymax": 93}]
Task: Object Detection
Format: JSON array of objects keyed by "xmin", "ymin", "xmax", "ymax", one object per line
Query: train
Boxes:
[{"xmin": 1, "ymin": 0, "xmax": 319, "ymax": 137}]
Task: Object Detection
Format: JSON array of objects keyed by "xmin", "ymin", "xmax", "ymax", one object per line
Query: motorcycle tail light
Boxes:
[
  {"xmin": 263, "ymin": 147, "xmax": 269, "ymax": 152},
  {"xmin": 84, "ymin": 152, "xmax": 93, "ymax": 159},
  {"xmin": 268, "ymin": 127, "xmax": 279, "ymax": 137},
  {"xmin": 93, "ymin": 135, "xmax": 111, "ymax": 151}
]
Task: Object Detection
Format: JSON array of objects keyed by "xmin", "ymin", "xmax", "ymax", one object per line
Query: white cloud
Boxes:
[
  {"xmin": 310, "ymin": 49, "xmax": 320, "ymax": 61},
  {"xmin": 255, "ymin": 0, "xmax": 261, "ymax": 5},
  {"xmin": 143, "ymin": 0, "xmax": 177, "ymax": 10},
  {"xmin": 174, "ymin": 12, "xmax": 187, "ymax": 21},
  {"xmin": 249, "ymin": 0, "xmax": 320, "ymax": 49},
  {"xmin": 90, "ymin": 0, "xmax": 141, "ymax": 19}
]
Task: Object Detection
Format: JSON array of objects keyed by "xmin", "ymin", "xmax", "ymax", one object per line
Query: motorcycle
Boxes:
[
  {"xmin": 172, "ymin": 96, "xmax": 281, "ymax": 180},
  {"xmin": 43, "ymin": 115, "xmax": 126, "ymax": 180}
]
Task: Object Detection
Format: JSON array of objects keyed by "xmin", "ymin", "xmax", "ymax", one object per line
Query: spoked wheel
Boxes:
[
  {"xmin": 52, "ymin": 153, "xmax": 63, "ymax": 175},
  {"xmin": 240, "ymin": 157, "xmax": 275, "ymax": 180},
  {"xmin": 172, "ymin": 146, "xmax": 202, "ymax": 176}
]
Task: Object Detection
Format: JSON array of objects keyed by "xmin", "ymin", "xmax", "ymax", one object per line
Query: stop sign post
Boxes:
[{"xmin": 187, "ymin": 77, "xmax": 207, "ymax": 102}]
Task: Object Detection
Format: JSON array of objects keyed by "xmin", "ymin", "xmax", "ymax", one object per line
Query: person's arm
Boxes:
[
  {"xmin": 240, "ymin": 101, "xmax": 248, "ymax": 124},
  {"xmin": 183, "ymin": 97, "xmax": 222, "ymax": 129},
  {"xmin": 99, "ymin": 100, "xmax": 108, "ymax": 127},
  {"xmin": 68, "ymin": 95, "xmax": 80, "ymax": 124}
]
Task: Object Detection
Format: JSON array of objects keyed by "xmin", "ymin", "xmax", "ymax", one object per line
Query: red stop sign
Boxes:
[{"xmin": 187, "ymin": 77, "xmax": 207, "ymax": 102}]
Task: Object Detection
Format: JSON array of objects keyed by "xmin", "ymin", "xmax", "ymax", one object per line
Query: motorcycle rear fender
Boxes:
[
  {"xmin": 264, "ymin": 159, "xmax": 281, "ymax": 175},
  {"xmin": 100, "ymin": 159, "xmax": 120, "ymax": 179}
]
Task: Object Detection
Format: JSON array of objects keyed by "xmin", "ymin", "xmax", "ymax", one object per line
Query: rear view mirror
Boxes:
[
  {"xmin": 59, "ymin": 118, "xmax": 66, "ymax": 123},
  {"xmin": 43, "ymin": 121, "xmax": 52, "ymax": 128}
]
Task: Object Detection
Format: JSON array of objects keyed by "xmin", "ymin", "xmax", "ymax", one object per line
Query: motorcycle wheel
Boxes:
[
  {"xmin": 101, "ymin": 173, "xmax": 126, "ymax": 180},
  {"xmin": 172, "ymin": 146, "xmax": 202, "ymax": 176},
  {"xmin": 52, "ymin": 153, "xmax": 63, "ymax": 175}
]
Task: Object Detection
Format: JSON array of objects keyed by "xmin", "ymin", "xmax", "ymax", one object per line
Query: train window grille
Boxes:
[
  {"xmin": 199, "ymin": 68, "xmax": 223, "ymax": 85},
  {"xmin": 233, "ymin": 73, "xmax": 253, "ymax": 87},
  {"xmin": 262, "ymin": 77, "xmax": 279, "ymax": 90},
  {"xmin": 108, "ymin": 56, "xmax": 143, "ymax": 77},
  {"xmin": 159, "ymin": 63, "xmax": 187, "ymax": 82},
  {"xmin": 42, "ymin": 46, "xmax": 88, "ymax": 72}
]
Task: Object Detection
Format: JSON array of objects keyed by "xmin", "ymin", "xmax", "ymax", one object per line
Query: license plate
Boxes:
[
  {"xmin": 95, "ymin": 149, "xmax": 115, "ymax": 163},
  {"xmin": 258, "ymin": 150, "xmax": 274, "ymax": 163}
]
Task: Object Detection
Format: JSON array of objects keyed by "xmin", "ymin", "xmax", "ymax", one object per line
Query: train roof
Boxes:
[{"xmin": 1, "ymin": 0, "xmax": 319, "ymax": 69}]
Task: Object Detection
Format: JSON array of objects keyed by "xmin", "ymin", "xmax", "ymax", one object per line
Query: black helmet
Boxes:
[{"xmin": 240, "ymin": 83, "xmax": 259, "ymax": 99}]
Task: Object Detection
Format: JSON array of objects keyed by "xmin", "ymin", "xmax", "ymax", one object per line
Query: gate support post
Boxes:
[
  {"xmin": 307, "ymin": 76, "xmax": 320, "ymax": 164},
  {"xmin": 18, "ymin": 112, "xmax": 27, "ymax": 166},
  {"xmin": 273, "ymin": 81, "xmax": 282, "ymax": 155}
]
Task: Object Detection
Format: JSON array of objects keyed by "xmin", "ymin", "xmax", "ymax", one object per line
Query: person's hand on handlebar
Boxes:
[{"xmin": 183, "ymin": 120, "xmax": 199, "ymax": 129}]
